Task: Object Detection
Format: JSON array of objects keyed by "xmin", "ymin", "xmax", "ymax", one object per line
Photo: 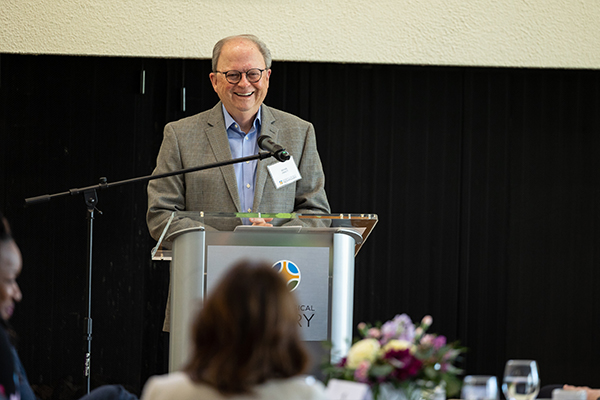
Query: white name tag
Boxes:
[
  {"xmin": 325, "ymin": 379, "xmax": 372, "ymax": 400},
  {"xmin": 267, "ymin": 156, "xmax": 302, "ymax": 189}
]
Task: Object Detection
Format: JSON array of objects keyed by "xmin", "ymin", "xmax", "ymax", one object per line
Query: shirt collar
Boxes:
[{"xmin": 222, "ymin": 104, "xmax": 262, "ymax": 133}]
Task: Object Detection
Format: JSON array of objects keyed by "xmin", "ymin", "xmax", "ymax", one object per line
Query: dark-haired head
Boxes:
[
  {"xmin": 183, "ymin": 260, "xmax": 308, "ymax": 395},
  {"xmin": 0, "ymin": 211, "xmax": 18, "ymax": 396},
  {"xmin": 0, "ymin": 211, "xmax": 22, "ymax": 322}
]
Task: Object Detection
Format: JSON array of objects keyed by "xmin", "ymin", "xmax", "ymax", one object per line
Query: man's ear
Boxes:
[{"xmin": 209, "ymin": 72, "xmax": 218, "ymax": 91}]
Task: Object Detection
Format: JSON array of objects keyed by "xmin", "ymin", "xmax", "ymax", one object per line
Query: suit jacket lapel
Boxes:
[
  {"xmin": 254, "ymin": 105, "xmax": 278, "ymax": 211},
  {"xmin": 206, "ymin": 102, "xmax": 242, "ymax": 212}
]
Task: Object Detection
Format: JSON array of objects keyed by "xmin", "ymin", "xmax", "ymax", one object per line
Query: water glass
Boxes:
[
  {"xmin": 502, "ymin": 360, "xmax": 540, "ymax": 400},
  {"xmin": 461, "ymin": 375, "xmax": 499, "ymax": 400}
]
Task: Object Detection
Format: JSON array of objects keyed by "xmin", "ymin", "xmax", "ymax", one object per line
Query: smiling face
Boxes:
[
  {"xmin": 209, "ymin": 38, "xmax": 271, "ymax": 128},
  {"xmin": 0, "ymin": 240, "xmax": 22, "ymax": 321}
]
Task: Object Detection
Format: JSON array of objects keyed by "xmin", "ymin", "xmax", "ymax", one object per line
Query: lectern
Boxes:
[{"xmin": 152, "ymin": 212, "xmax": 377, "ymax": 373}]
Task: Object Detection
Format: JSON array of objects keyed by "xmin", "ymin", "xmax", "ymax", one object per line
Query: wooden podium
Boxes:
[{"xmin": 152, "ymin": 212, "xmax": 377, "ymax": 373}]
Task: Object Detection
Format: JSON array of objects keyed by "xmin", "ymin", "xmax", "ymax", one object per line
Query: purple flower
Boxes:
[
  {"xmin": 433, "ymin": 335, "xmax": 446, "ymax": 350},
  {"xmin": 381, "ymin": 314, "xmax": 415, "ymax": 343}
]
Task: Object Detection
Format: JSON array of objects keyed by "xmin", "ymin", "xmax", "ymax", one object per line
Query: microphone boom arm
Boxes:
[{"xmin": 24, "ymin": 151, "xmax": 274, "ymax": 206}]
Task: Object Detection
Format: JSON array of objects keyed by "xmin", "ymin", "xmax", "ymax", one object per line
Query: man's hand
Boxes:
[
  {"xmin": 564, "ymin": 385, "xmax": 600, "ymax": 400},
  {"xmin": 249, "ymin": 218, "xmax": 273, "ymax": 227}
]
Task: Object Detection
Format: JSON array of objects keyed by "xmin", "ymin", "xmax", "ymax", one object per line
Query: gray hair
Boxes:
[{"xmin": 212, "ymin": 34, "xmax": 272, "ymax": 72}]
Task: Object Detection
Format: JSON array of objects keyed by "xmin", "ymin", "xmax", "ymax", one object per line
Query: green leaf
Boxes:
[{"xmin": 370, "ymin": 364, "xmax": 394, "ymax": 378}]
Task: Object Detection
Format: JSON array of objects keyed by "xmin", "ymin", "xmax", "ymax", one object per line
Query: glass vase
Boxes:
[{"xmin": 376, "ymin": 381, "xmax": 445, "ymax": 400}]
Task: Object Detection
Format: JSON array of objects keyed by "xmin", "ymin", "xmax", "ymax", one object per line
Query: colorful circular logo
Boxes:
[{"xmin": 272, "ymin": 260, "xmax": 301, "ymax": 291}]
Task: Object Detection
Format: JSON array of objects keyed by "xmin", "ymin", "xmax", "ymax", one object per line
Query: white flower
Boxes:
[
  {"xmin": 421, "ymin": 315, "xmax": 433, "ymax": 327},
  {"xmin": 381, "ymin": 339, "xmax": 416, "ymax": 354},
  {"xmin": 346, "ymin": 338, "xmax": 381, "ymax": 369}
]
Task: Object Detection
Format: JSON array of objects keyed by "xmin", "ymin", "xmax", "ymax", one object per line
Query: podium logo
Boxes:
[{"xmin": 272, "ymin": 260, "xmax": 301, "ymax": 291}]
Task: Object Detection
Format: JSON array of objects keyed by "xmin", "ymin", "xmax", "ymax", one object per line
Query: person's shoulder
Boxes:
[
  {"xmin": 256, "ymin": 376, "xmax": 326, "ymax": 400},
  {"xmin": 262, "ymin": 105, "xmax": 310, "ymax": 126},
  {"xmin": 142, "ymin": 372, "xmax": 222, "ymax": 400},
  {"xmin": 143, "ymin": 371, "xmax": 189, "ymax": 392}
]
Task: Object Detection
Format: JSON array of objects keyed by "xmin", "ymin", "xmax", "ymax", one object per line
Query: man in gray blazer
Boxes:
[{"xmin": 147, "ymin": 34, "xmax": 331, "ymax": 242}]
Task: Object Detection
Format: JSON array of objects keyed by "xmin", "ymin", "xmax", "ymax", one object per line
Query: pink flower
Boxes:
[
  {"xmin": 433, "ymin": 335, "xmax": 446, "ymax": 349},
  {"xmin": 421, "ymin": 334, "xmax": 435, "ymax": 346},
  {"xmin": 367, "ymin": 327, "xmax": 381, "ymax": 338},
  {"xmin": 443, "ymin": 349, "xmax": 461, "ymax": 361},
  {"xmin": 354, "ymin": 360, "xmax": 372, "ymax": 383}
]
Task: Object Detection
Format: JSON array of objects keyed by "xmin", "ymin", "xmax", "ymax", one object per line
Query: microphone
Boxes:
[{"xmin": 258, "ymin": 135, "xmax": 291, "ymax": 162}]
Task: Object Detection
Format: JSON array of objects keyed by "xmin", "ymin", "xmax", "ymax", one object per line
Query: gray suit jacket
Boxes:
[{"xmin": 147, "ymin": 102, "xmax": 331, "ymax": 241}]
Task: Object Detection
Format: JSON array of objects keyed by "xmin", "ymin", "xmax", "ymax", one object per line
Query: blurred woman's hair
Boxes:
[{"xmin": 183, "ymin": 259, "xmax": 308, "ymax": 394}]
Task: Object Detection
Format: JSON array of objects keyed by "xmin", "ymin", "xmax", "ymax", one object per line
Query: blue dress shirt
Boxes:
[{"xmin": 222, "ymin": 105, "xmax": 261, "ymax": 218}]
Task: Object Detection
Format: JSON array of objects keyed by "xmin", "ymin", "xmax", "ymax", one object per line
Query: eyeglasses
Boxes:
[{"xmin": 215, "ymin": 68, "xmax": 266, "ymax": 84}]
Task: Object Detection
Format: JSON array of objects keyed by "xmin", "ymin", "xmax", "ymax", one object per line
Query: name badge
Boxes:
[
  {"xmin": 267, "ymin": 156, "xmax": 302, "ymax": 189},
  {"xmin": 325, "ymin": 379, "xmax": 371, "ymax": 400}
]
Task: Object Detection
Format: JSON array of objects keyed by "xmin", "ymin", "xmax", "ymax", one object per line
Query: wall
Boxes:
[{"xmin": 1, "ymin": 0, "xmax": 599, "ymax": 68}]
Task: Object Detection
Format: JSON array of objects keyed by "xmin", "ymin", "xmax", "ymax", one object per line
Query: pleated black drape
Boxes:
[{"xmin": 1, "ymin": 55, "xmax": 599, "ymax": 397}]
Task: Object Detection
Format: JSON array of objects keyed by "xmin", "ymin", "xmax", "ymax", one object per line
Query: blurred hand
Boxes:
[
  {"xmin": 249, "ymin": 218, "xmax": 273, "ymax": 227},
  {"xmin": 563, "ymin": 385, "xmax": 600, "ymax": 400}
]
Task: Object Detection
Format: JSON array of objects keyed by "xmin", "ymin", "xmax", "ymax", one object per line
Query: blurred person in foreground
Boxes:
[
  {"xmin": 140, "ymin": 260, "xmax": 326, "ymax": 400},
  {"xmin": 0, "ymin": 321, "xmax": 16, "ymax": 400},
  {"xmin": 0, "ymin": 322, "xmax": 16, "ymax": 400},
  {"xmin": 0, "ymin": 210, "xmax": 28, "ymax": 400},
  {"xmin": 0, "ymin": 211, "xmax": 137, "ymax": 400}
]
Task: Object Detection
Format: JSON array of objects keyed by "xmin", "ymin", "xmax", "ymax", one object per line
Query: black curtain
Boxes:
[{"xmin": 1, "ymin": 54, "xmax": 598, "ymax": 398}]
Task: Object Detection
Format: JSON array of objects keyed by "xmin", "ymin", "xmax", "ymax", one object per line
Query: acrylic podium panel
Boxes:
[{"xmin": 155, "ymin": 212, "xmax": 378, "ymax": 372}]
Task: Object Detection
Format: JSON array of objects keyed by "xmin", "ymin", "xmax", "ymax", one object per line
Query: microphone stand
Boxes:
[{"xmin": 24, "ymin": 151, "xmax": 275, "ymax": 394}]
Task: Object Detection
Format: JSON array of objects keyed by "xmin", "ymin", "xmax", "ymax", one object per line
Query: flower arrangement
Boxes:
[{"xmin": 325, "ymin": 314, "xmax": 465, "ymax": 400}]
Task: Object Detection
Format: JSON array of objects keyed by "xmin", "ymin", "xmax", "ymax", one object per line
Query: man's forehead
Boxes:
[
  {"xmin": 222, "ymin": 37, "xmax": 257, "ymax": 51},
  {"xmin": 218, "ymin": 40, "xmax": 264, "ymax": 67}
]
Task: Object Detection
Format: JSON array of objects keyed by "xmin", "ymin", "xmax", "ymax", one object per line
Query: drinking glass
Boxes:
[
  {"xmin": 461, "ymin": 375, "xmax": 499, "ymax": 400},
  {"xmin": 502, "ymin": 360, "xmax": 540, "ymax": 400}
]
